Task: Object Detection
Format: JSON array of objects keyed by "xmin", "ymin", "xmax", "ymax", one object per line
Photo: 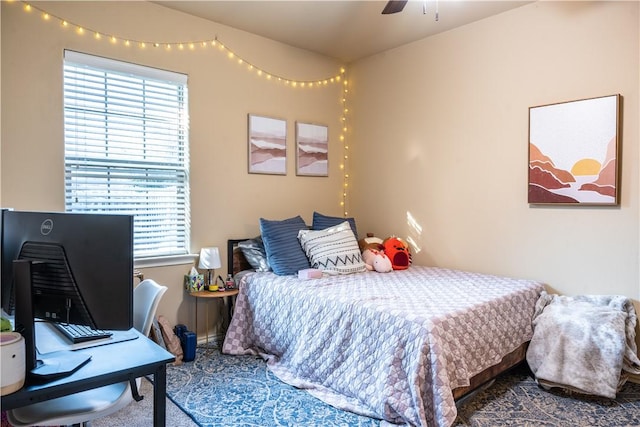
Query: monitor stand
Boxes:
[
  {"xmin": 30, "ymin": 350, "xmax": 91, "ymax": 381},
  {"xmin": 13, "ymin": 259, "xmax": 91, "ymax": 383}
]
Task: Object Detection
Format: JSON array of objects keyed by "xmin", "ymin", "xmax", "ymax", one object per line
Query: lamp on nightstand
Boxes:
[{"xmin": 198, "ymin": 247, "xmax": 221, "ymax": 291}]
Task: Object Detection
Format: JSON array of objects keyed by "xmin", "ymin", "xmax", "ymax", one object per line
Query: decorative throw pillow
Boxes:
[
  {"xmin": 260, "ymin": 216, "xmax": 311, "ymax": 276},
  {"xmin": 312, "ymin": 211, "xmax": 358, "ymax": 240},
  {"xmin": 298, "ymin": 221, "xmax": 366, "ymax": 275},
  {"xmin": 238, "ymin": 236, "xmax": 271, "ymax": 272}
]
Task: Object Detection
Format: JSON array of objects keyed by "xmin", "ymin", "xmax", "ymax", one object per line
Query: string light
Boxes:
[
  {"xmin": 15, "ymin": 0, "xmax": 351, "ymax": 213},
  {"xmin": 18, "ymin": 1, "xmax": 344, "ymax": 88},
  {"xmin": 340, "ymin": 71, "xmax": 350, "ymax": 217}
]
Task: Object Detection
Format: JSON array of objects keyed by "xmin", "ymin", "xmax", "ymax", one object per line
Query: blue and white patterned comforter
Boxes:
[{"xmin": 223, "ymin": 266, "xmax": 544, "ymax": 427}]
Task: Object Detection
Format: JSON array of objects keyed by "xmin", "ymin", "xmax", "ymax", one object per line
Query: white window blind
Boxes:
[{"xmin": 63, "ymin": 50, "xmax": 190, "ymax": 259}]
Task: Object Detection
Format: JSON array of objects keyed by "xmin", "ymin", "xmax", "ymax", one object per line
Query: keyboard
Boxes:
[{"xmin": 53, "ymin": 323, "xmax": 113, "ymax": 344}]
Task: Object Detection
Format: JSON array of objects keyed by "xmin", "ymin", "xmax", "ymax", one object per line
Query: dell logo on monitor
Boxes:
[{"xmin": 40, "ymin": 219, "xmax": 54, "ymax": 236}]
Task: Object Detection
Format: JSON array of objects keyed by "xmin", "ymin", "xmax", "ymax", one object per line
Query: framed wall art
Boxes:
[
  {"xmin": 528, "ymin": 94, "xmax": 620, "ymax": 205},
  {"xmin": 248, "ymin": 114, "xmax": 287, "ymax": 175},
  {"xmin": 296, "ymin": 122, "xmax": 328, "ymax": 177}
]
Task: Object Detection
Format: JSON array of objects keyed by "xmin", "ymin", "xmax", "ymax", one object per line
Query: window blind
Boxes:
[{"xmin": 63, "ymin": 50, "xmax": 190, "ymax": 259}]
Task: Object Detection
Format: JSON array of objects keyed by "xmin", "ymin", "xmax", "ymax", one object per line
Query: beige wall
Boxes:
[
  {"xmin": 1, "ymin": 1, "xmax": 343, "ymax": 340},
  {"xmin": 350, "ymin": 1, "xmax": 639, "ymax": 300}
]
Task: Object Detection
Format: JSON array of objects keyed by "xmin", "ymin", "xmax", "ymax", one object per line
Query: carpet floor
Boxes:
[{"xmin": 21, "ymin": 346, "xmax": 640, "ymax": 426}]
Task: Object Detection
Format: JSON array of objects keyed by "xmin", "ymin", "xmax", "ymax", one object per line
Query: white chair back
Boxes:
[{"xmin": 133, "ymin": 279, "xmax": 168, "ymax": 336}]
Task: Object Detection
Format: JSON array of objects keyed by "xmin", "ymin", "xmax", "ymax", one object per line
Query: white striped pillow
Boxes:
[{"xmin": 297, "ymin": 221, "xmax": 366, "ymax": 275}]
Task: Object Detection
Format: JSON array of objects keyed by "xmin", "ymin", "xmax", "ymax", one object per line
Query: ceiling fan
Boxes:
[
  {"xmin": 381, "ymin": 0, "xmax": 408, "ymax": 15},
  {"xmin": 381, "ymin": 0, "xmax": 439, "ymax": 21}
]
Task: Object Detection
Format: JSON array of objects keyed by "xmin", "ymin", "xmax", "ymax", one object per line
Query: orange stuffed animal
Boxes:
[{"xmin": 383, "ymin": 236, "xmax": 411, "ymax": 270}]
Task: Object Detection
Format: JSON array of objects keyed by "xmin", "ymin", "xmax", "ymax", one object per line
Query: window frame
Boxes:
[{"xmin": 63, "ymin": 50, "xmax": 192, "ymax": 264}]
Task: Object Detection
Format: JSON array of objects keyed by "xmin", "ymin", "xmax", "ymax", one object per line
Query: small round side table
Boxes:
[{"xmin": 189, "ymin": 289, "xmax": 239, "ymax": 348}]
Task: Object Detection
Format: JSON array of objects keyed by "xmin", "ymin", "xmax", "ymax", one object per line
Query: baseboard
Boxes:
[{"xmin": 196, "ymin": 333, "xmax": 224, "ymax": 348}]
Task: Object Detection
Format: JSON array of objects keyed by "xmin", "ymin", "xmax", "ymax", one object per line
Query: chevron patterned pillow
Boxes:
[{"xmin": 297, "ymin": 221, "xmax": 366, "ymax": 275}]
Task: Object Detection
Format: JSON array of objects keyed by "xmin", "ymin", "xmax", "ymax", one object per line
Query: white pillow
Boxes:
[{"xmin": 297, "ymin": 221, "xmax": 366, "ymax": 275}]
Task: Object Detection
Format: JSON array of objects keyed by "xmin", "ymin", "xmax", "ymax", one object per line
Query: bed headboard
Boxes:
[{"xmin": 227, "ymin": 239, "xmax": 253, "ymax": 277}]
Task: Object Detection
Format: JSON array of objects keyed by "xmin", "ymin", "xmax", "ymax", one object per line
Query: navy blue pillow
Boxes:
[
  {"xmin": 259, "ymin": 216, "xmax": 310, "ymax": 275},
  {"xmin": 312, "ymin": 212, "xmax": 358, "ymax": 240}
]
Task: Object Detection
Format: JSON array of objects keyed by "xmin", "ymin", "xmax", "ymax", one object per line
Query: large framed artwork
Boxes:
[
  {"xmin": 296, "ymin": 122, "xmax": 328, "ymax": 177},
  {"xmin": 528, "ymin": 94, "xmax": 620, "ymax": 205},
  {"xmin": 248, "ymin": 114, "xmax": 287, "ymax": 175}
]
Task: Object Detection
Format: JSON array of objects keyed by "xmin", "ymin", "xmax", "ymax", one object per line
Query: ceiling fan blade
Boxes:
[{"xmin": 382, "ymin": 0, "xmax": 408, "ymax": 15}]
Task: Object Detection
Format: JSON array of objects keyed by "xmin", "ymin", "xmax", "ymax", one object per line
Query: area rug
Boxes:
[
  {"xmin": 165, "ymin": 347, "xmax": 378, "ymax": 426},
  {"xmin": 166, "ymin": 348, "xmax": 640, "ymax": 427},
  {"xmin": 454, "ymin": 364, "xmax": 640, "ymax": 426}
]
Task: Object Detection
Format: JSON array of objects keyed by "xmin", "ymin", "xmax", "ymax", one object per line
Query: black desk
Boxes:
[{"xmin": 1, "ymin": 329, "xmax": 175, "ymax": 427}]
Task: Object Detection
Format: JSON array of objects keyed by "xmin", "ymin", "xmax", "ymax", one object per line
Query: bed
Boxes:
[{"xmin": 222, "ymin": 235, "xmax": 544, "ymax": 427}]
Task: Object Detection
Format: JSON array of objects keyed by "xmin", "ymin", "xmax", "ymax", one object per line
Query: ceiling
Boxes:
[{"xmin": 155, "ymin": 1, "xmax": 532, "ymax": 63}]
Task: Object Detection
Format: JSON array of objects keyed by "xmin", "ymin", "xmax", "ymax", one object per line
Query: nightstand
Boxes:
[{"xmin": 189, "ymin": 289, "xmax": 239, "ymax": 348}]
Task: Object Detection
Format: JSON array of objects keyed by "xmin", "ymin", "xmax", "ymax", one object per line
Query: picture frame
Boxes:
[
  {"xmin": 528, "ymin": 94, "xmax": 620, "ymax": 205},
  {"xmin": 296, "ymin": 122, "xmax": 328, "ymax": 177},
  {"xmin": 248, "ymin": 114, "xmax": 287, "ymax": 175}
]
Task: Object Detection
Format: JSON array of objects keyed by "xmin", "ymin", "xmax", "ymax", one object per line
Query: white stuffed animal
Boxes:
[{"xmin": 362, "ymin": 248, "xmax": 393, "ymax": 273}]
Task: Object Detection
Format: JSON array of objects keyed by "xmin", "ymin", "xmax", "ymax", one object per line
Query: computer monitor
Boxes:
[
  {"xmin": 1, "ymin": 210, "xmax": 134, "ymax": 330},
  {"xmin": 1, "ymin": 210, "xmax": 134, "ymax": 380}
]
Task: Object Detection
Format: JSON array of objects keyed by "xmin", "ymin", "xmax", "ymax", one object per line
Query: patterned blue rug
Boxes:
[
  {"xmin": 165, "ymin": 347, "xmax": 378, "ymax": 426},
  {"xmin": 454, "ymin": 364, "xmax": 640, "ymax": 426},
  {"xmin": 165, "ymin": 347, "xmax": 640, "ymax": 427}
]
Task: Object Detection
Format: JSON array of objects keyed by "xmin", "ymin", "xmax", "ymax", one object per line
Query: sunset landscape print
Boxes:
[
  {"xmin": 248, "ymin": 115, "xmax": 287, "ymax": 175},
  {"xmin": 296, "ymin": 122, "xmax": 328, "ymax": 176},
  {"xmin": 528, "ymin": 94, "xmax": 619, "ymax": 205}
]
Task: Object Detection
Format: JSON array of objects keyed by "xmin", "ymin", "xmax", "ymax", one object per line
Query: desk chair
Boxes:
[{"xmin": 7, "ymin": 279, "xmax": 168, "ymax": 427}]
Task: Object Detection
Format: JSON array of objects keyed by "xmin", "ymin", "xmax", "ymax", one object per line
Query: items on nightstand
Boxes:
[
  {"xmin": 199, "ymin": 247, "xmax": 222, "ymax": 291},
  {"xmin": 225, "ymin": 274, "xmax": 236, "ymax": 290},
  {"xmin": 217, "ymin": 275, "xmax": 226, "ymax": 292},
  {"xmin": 184, "ymin": 267, "xmax": 205, "ymax": 292}
]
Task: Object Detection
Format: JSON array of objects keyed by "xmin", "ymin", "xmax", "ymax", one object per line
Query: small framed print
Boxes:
[
  {"xmin": 296, "ymin": 122, "xmax": 328, "ymax": 177},
  {"xmin": 248, "ymin": 114, "xmax": 287, "ymax": 175}
]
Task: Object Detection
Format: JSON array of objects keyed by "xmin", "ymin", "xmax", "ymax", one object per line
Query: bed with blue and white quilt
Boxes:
[{"xmin": 223, "ymin": 262, "xmax": 543, "ymax": 427}]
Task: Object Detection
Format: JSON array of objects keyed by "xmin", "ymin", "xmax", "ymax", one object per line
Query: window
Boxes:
[{"xmin": 63, "ymin": 50, "xmax": 190, "ymax": 260}]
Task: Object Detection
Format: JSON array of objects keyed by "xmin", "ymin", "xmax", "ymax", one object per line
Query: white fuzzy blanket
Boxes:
[{"xmin": 526, "ymin": 291, "xmax": 640, "ymax": 398}]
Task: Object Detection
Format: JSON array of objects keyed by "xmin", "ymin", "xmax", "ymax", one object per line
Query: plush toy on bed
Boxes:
[
  {"xmin": 358, "ymin": 234, "xmax": 391, "ymax": 273},
  {"xmin": 358, "ymin": 234, "xmax": 384, "ymax": 253},
  {"xmin": 362, "ymin": 248, "xmax": 392, "ymax": 273},
  {"xmin": 383, "ymin": 236, "xmax": 411, "ymax": 270}
]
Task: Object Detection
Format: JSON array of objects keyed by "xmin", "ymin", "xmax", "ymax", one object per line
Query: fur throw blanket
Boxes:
[{"xmin": 526, "ymin": 291, "xmax": 640, "ymax": 399}]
